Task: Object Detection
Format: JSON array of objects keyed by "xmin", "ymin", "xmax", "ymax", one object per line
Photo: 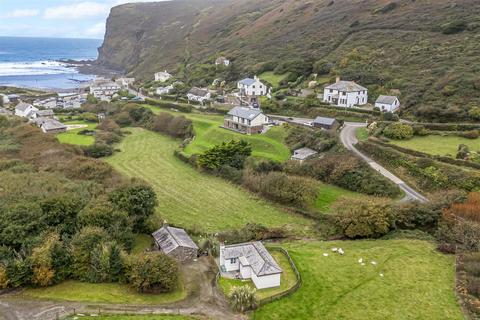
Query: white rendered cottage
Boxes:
[
  {"xmin": 215, "ymin": 57, "xmax": 230, "ymax": 66},
  {"xmin": 220, "ymin": 242, "xmax": 282, "ymax": 289},
  {"xmin": 224, "ymin": 106, "xmax": 269, "ymax": 135},
  {"xmin": 156, "ymin": 85, "xmax": 174, "ymax": 96},
  {"xmin": 323, "ymin": 77, "xmax": 368, "ymax": 108},
  {"xmin": 375, "ymin": 95, "xmax": 400, "ymax": 112},
  {"xmin": 15, "ymin": 102, "xmax": 38, "ymax": 118},
  {"xmin": 237, "ymin": 76, "xmax": 269, "ymax": 97},
  {"xmin": 154, "ymin": 70, "xmax": 173, "ymax": 82},
  {"xmin": 187, "ymin": 87, "xmax": 211, "ymax": 104},
  {"xmin": 90, "ymin": 80, "xmax": 121, "ymax": 99}
]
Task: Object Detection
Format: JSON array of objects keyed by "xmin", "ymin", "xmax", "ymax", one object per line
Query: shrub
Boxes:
[
  {"xmin": 383, "ymin": 122, "xmax": 414, "ymax": 140},
  {"xmin": 285, "ymin": 126, "xmax": 337, "ymax": 153},
  {"xmin": 83, "ymin": 143, "xmax": 114, "ymax": 158},
  {"xmin": 198, "ymin": 140, "xmax": 252, "ymax": 170},
  {"xmin": 217, "ymin": 223, "xmax": 286, "ymax": 244},
  {"xmin": 228, "ymin": 286, "xmax": 258, "ymax": 313},
  {"xmin": 334, "ymin": 198, "xmax": 393, "ymax": 238},
  {"xmin": 441, "ymin": 20, "xmax": 468, "ymax": 35},
  {"xmin": 458, "ymin": 130, "xmax": 479, "ymax": 139},
  {"xmin": 457, "ymin": 144, "xmax": 470, "ymax": 160},
  {"xmin": 128, "ymin": 252, "xmax": 178, "ymax": 293}
]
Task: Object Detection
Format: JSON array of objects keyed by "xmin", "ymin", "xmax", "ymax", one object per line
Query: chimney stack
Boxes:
[{"xmin": 336, "ymin": 76, "xmax": 341, "ymax": 83}]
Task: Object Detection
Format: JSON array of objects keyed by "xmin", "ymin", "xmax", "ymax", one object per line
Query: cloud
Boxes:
[
  {"xmin": 84, "ymin": 22, "xmax": 106, "ymax": 38},
  {"xmin": 44, "ymin": 2, "xmax": 110, "ymax": 19},
  {"xmin": 3, "ymin": 9, "xmax": 39, "ymax": 18}
]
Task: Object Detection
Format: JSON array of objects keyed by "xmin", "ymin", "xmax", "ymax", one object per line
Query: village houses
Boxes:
[
  {"xmin": 155, "ymin": 70, "xmax": 173, "ymax": 82},
  {"xmin": 220, "ymin": 242, "xmax": 282, "ymax": 289},
  {"xmin": 215, "ymin": 57, "xmax": 230, "ymax": 67},
  {"xmin": 90, "ymin": 79, "xmax": 122, "ymax": 101},
  {"xmin": 156, "ymin": 85, "xmax": 174, "ymax": 96},
  {"xmin": 152, "ymin": 225, "xmax": 199, "ymax": 263},
  {"xmin": 116, "ymin": 77, "xmax": 135, "ymax": 88},
  {"xmin": 375, "ymin": 95, "xmax": 400, "ymax": 112},
  {"xmin": 15, "ymin": 102, "xmax": 38, "ymax": 118},
  {"xmin": 224, "ymin": 106, "xmax": 269, "ymax": 135},
  {"xmin": 237, "ymin": 76, "xmax": 270, "ymax": 97},
  {"xmin": 187, "ymin": 87, "xmax": 211, "ymax": 105},
  {"xmin": 323, "ymin": 77, "xmax": 368, "ymax": 108}
]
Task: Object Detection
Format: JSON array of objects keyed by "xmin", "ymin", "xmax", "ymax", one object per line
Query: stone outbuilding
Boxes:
[{"xmin": 152, "ymin": 226, "xmax": 199, "ymax": 263}]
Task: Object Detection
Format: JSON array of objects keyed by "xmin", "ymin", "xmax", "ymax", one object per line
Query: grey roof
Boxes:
[
  {"xmin": 222, "ymin": 242, "xmax": 282, "ymax": 276},
  {"xmin": 152, "ymin": 226, "xmax": 198, "ymax": 255},
  {"xmin": 292, "ymin": 147, "xmax": 318, "ymax": 160},
  {"xmin": 227, "ymin": 106, "xmax": 263, "ymax": 120},
  {"xmin": 376, "ymin": 95, "xmax": 398, "ymax": 105},
  {"xmin": 238, "ymin": 78, "xmax": 256, "ymax": 86},
  {"xmin": 35, "ymin": 109, "xmax": 54, "ymax": 117},
  {"xmin": 313, "ymin": 116, "xmax": 337, "ymax": 126},
  {"xmin": 15, "ymin": 102, "xmax": 34, "ymax": 112},
  {"xmin": 188, "ymin": 87, "xmax": 209, "ymax": 97},
  {"xmin": 41, "ymin": 119, "xmax": 67, "ymax": 131},
  {"xmin": 325, "ymin": 80, "xmax": 367, "ymax": 92}
]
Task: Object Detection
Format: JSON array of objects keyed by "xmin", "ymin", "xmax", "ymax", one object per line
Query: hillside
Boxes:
[{"xmin": 97, "ymin": 0, "xmax": 480, "ymax": 121}]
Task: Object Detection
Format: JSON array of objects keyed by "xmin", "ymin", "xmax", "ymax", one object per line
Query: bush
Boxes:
[
  {"xmin": 334, "ymin": 198, "xmax": 393, "ymax": 238},
  {"xmin": 229, "ymin": 286, "xmax": 258, "ymax": 313},
  {"xmin": 198, "ymin": 140, "xmax": 252, "ymax": 170},
  {"xmin": 458, "ymin": 130, "xmax": 479, "ymax": 139},
  {"xmin": 383, "ymin": 122, "xmax": 414, "ymax": 140},
  {"xmin": 217, "ymin": 223, "xmax": 286, "ymax": 244},
  {"xmin": 128, "ymin": 252, "xmax": 178, "ymax": 293},
  {"xmin": 441, "ymin": 20, "xmax": 468, "ymax": 34},
  {"xmin": 147, "ymin": 112, "xmax": 193, "ymax": 139},
  {"xmin": 83, "ymin": 143, "xmax": 114, "ymax": 158},
  {"xmin": 285, "ymin": 126, "xmax": 337, "ymax": 153}
]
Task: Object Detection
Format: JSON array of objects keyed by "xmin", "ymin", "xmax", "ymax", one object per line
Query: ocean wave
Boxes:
[{"xmin": 0, "ymin": 60, "xmax": 79, "ymax": 76}]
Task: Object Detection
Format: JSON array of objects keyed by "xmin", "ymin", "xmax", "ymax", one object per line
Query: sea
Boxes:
[{"xmin": 0, "ymin": 37, "xmax": 103, "ymax": 90}]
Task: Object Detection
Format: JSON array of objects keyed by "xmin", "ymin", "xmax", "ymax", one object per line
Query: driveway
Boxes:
[{"xmin": 340, "ymin": 122, "xmax": 428, "ymax": 203}]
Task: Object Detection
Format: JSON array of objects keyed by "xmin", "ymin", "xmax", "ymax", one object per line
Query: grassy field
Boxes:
[
  {"xmin": 145, "ymin": 106, "xmax": 291, "ymax": 162},
  {"xmin": 390, "ymin": 135, "xmax": 480, "ymax": 156},
  {"xmin": 66, "ymin": 316, "xmax": 196, "ymax": 320},
  {"xmin": 259, "ymin": 72, "xmax": 289, "ymax": 88},
  {"xmin": 218, "ymin": 251, "xmax": 297, "ymax": 300},
  {"xmin": 356, "ymin": 127, "xmax": 369, "ymax": 142},
  {"xmin": 56, "ymin": 120, "xmax": 97, "ymax": 146},
  {"xmin": 253, "ymin": 240, "xmax": 463, "ymax": 320},
  {"xmin": 314, "ymin": 183, "xmax": 359, "ymax": 213},
  {"xmin": 106, "ymin": 128, "xmax": 314, "ymax": 235},
  {"xmin": 22, "ymin": 280, "xmax": 186, "ymax": 305}
]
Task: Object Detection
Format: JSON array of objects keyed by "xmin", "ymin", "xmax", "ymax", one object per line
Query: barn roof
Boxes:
[
  {"xmin": 41, "ymin": 119, "xmax": 67, "ymax": 131},
  {"xmin": 15, "ymin": 102, "xmax": 34, "ymax": 112},
  {"xmin": 313, "ymin": 116, "xmax": 337, "ymax": 126},
  {"xmin": 35, "ymin": 109, "xmax": 54, "ymax": 117},
  {"xmin": 376, "ymin": 95, "xmax": 398, "ymax": 105},
  {"xmin": 292, "ymin": 147, "xmax": 318, "ymax": 160},
  {"xmin": 188, "ymin": 87, "xmax": 209, "ymax": 97},
  {"xmin": 222, "ymin": 242, "xmax": 282, "ymax": 276},
  {"xmin": 152, "ymin": 226, "xmax": 198, "ymax": 254}
]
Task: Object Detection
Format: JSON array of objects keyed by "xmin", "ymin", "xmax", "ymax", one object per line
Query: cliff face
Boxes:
[{"xmin": 98, "ymin": 0, "xmax": 480, "ymax": 120}]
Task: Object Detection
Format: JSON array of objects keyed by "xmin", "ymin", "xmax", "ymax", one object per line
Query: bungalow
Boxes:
[
  {"xmin": 152, "ymin": 225, "xmax": 199, "ymax": 263},
  {"xmin": 154, "ymin": 70, "xmax": 172, "ymax": 82},
  {"xmin": 156, "ymin": 85, "xmax": 174, "ymax": 96},
  {"xmin": 323, "ymin": 77, "xmax": 368, "ymax": 108},
  {"xmin": 313, "ymin": 116, "xmax": 339, "ymax": 130},
  {"xmin": 38, "ymin": 118, "xmax": 67, "ymax": 134},
  {"xmin": 224, "ymin": 106, "xmax": 269, "ymax": 135},
  {"xmin": 237, "ymin": 76, "xmax": 269, "ymax": 97},
  {"xmin": 15, "ymin": 102, "xmax": 38, "ymax": 118},
  {"xmin": 187, "ymin": 87, "xmax": 211, "ymax": 104},
  {"xmin": 220, "ymin": 242, "xmax": 282, "ymax": 289},
  {"xmin": 375, "ymin": 95, "xmax": 400, "ymax": 112},
  {"xmin": 291, "ymin": 147, "xmax": 318, "ymax": 161},
  {"xmin": 215, "ymin": 57, "xmax": 230, "ymax": 66}
]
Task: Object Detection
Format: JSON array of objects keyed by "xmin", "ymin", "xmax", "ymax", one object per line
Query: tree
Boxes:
[
  {"xmin": 109, "ymin": 183, "xmax": 157, "ymax": 233},
  {"xmin": 71, "ymin": 227, "xmax": 109, "ymax": 281},
  {"xmin": 228, "ymin": 286, "xmax": 258, "ymax": 313},
  {"xmin": 334, "ymin": 198, "xmax": 393, "ymax": 238},
  {"xmin": 128, "ymin": 252, "xmax": 178, "ymax": 293},
  {"xmin": 198, "ymin": 140, "xmax": 252, "ymax": 170},
  {"xmin": 468, "ymin": 106, "xmax": 480, "ymax": 120},
  {"xmin": 456, "ymin": 144, "xmax": 470, "ymax": 160},
  {"xmin": 30, "ymin": 233, "xmax": 63, "ymax": 287},
  {"xmin": 383, "ymin": 122, "xmax": 414, "ymax": 140}
]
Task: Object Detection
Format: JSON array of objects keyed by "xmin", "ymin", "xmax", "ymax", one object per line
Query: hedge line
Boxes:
[
  {"xmin": 315, "ymin": 103, "xmax": 381, "ymax": 116},
  {"xmin": 141, "ymin": 98, "xmax": 193, "ymax": 113},
  {"xmin": 376, "ymin": 121, "xmax": 480, "ymax": 132}
]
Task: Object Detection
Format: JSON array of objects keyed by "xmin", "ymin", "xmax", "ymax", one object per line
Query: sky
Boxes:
[{"xmin": 0, "ymin": 0, "xmax": 167, "ymax": 39}]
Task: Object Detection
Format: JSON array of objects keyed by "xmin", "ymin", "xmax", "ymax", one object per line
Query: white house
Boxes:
[
  {"xmin": 187, "ymin": 88, "xmax": 211, "ymax": 105},
  {"xmin": 155, "ymin": 70, "xmax": 173, "ymax": 82},
  {"xmin": 224, "ymin": 106, "xmax": 269, "ymax": 135},
  {"xmin": 375, "ymin": 95, "xmax": 400, "ymax": 112},
  {"xmin": 15, "ymin": 102, "xmax": 38, "ymax": 118},
  {"xmin": 323, "ymin": 77, "xmax": 368, "ymax": 108},
  {"xmin": 215, "ymin": 57, "xmax": 230, "ymax": 67},
  {"xmin": 156, "ymin": 85, "xmax": 174, "ymax": 96},
  {"xmin": 0, "ymin": 94, "xmax": 10, "ymax": 104},
  {"xmin": 116, "ymin": 77, "xmax": 135, "ymax": 87},
  {"xmin": 237, "ymin": 76, "xmax": 269, "ymax": 97},
  {"xmin": 90, "ymin": 81, "xmax": 121, "ymax": 99},
  {"xmin": 220, "ymin": 242, "xmax": 282, "ymax": 289}
]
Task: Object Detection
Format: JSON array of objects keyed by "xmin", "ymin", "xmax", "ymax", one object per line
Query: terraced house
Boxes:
[
  {"xmin": 224, "ymin": 106, "xmax": 269, "ymax": 135},
  {"xmin": 323, "ymin": 77, "xmax": 368, "ymax": 108}
]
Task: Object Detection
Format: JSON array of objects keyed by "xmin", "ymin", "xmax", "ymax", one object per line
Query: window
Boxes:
[
  {"xmin": 253, "ymin": 85, "xmax": 256, "ymax": 89},
  {"xmin": 230, "ymin": 258, "xmax": 236, "ymax": 264},
  {"xmin": 342, "ymin": 92, "xmax": 346, "ymax": 96},
  {"xmin": 330, "ymin": 89, "xmax": 333, "ymax": 93}
]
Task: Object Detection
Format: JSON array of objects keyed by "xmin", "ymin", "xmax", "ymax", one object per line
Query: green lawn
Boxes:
[
  {"xmin": 66, "ymin": 316, "xmax": 197, "ymax": 320},
  {"xmin": 106, "ymin": 128, "xmax": 314, "ymax": 235},
  {"xmin": 218, "ymin": 251, "xmax": 297, "ymax": 300},
  {"xmin": 314, "ymin": 183, "xmax": 359, "ymax": 213},
  {"xmin": 356, "ymin": 127, "xmax": 369, "ymax": 142},
  {"xmin": 22, "ymin": 280, "xmax": 186, "ymax": 305},
  {"xmin": 253, "ymin": 240, "xmax": 463, "ymax": 320},
  {"xmin": 259, "ymin": 72, "xmax": 290, "ymax": 88},
  {"xmin": 56, "ymin": 120, "xmax": 97, "ymax": 146},
  {"xmin": 145, "ymin": 106, "xmax": 291, "ymax": 162},
  {"xmin": 390, "ymin": 135, "xmax": 480, "ymax": 156}
]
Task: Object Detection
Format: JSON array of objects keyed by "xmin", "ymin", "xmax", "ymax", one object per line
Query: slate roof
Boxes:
[
  {"xmin": 325, "ymin": 80, "xmax": 367, "ymax": 92},
  {"xmin": 222, "ymin": 242, "xmax": 282, "ymax": 276},
  {"xmin": 188, "ymin": 87, "xmax": 209, "ymax": 97},
  {"xmin": 227, "ymin": 106, "xmax": 263, "ymax": 120},
  {"xmin": 313, "ymin": 116, "xmax": 337, "ymax": 126},
  {"xmin": 15, "ymin": 102, "xmax": 34, "ymax": 112},
  {"xmin": 35, "ymin": 109, "xmax": 54, "ymax": 117},
  {"xmin": 376, "ymin": 95, "xmax": 398, "ymax": 105},
  {"xmin": 152, "ymin": 226, "xmax": 198, "ymax": 255},
  {"xmin": 238, "ymin": 78, "xmax": 256, "ymax": 86},
  {"xmin": 292, "ymin": 147, "xmax": 318, "ymax": 160},
  {"xmin": 41, "ymin": 119, "xmax": 67, "ymax": 131}
]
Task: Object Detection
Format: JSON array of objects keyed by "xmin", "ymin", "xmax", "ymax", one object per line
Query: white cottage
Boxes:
[
  {"xmin": 15, "ymin": 102, "xmax": 38, "ymax": 118},
  {"xmin": 375, "ymin": 95, "xmax": 400, "ymax": 112},
  {"xmin": 90, "ymin": 80, "xmax": 121, "ymax": 98},
  {"xmin": 224, "ymin": 106, "xmax": 269, "ymax": 135},
  {"xmin": 237, "ymin": 76, "xmax": 269, "ymax": 97},
  {"xmin": 215, "ymin": 57, "xmax": 230, "ymax": 66},
  {"xmin": 220, "ymin": 242, "xmax": 282, "ymax": 289},
  {"xmin": 187, "ymin": 88, "xmax": 211, "ymax": 104},
  {"xmin": 323, "ymin": 77, "xmax": 368, "ymax": 108},
  {"xmin": 156, "ymin": 85, "xmax": 174, "ymax": 96},
  {"xmin": 155, "ymin": 71, "xmax": 173, "ymax": 82}
]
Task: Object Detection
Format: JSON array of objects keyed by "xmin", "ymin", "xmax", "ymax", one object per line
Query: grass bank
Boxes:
[
  {"xmin": 390, "ymin": 135, "xmax": 480, "ymax": 156},
  {"xmin": 56, "ymin": 120, "xmax": 97, "ymax": 146}
]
